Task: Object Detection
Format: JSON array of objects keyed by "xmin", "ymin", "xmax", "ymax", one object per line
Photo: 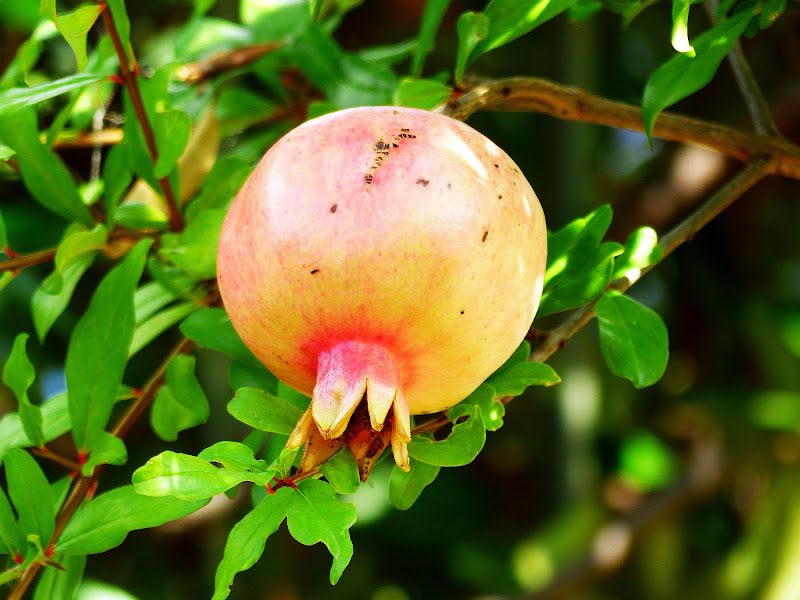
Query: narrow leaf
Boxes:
[
  {"xmin": 0, "ymin": 107, "xmax": 93, "ymax": 224},
  {"xmin": 33, "ymin": 553, "xmax": 86, "ymax": 600},
  {"xmin": 286, "ymin": 479, "xmax": 357, "ymax": 584},
  {"xmin": 57, "ymin": 485, "xmax": 207, "ymax": 555},
  {"xmin": 130, "ymin": 301, "xmax": 200, "ymax": 358},
  {"xmin": 0, "ymin": 74, "xmax": 105, "ymax": 116},
  {"xmin": 410, "ymin": 0, "xmax": 452, "ymax": 77},
  {"xmin": 3, "ymin": 333, "xmax": 44, "ymax": 448},
  {"xmin": 66, "ymin": 239, "xmax": 152, "ymax": 453},
  {"xmin": 389, "ymin": 458, "xmax": 440, "ymax": 510},
  {"xmin": 454, "ymin": 11, "xmax": 489, "ymax": 85},
  {"xmin": 642, "ymin": 7, "xmax": 755, "ymax": 145},
  {"xmin": 596, "ymin": 290, "xmax": 669, "ymax": 388},
  {"xmin": 4, "ymin": 447, "xmax": 55, "ymax": 554},
  {"xmin": 211, "ymin": 488, "xmax": 292, "ymax": 600},
  {"xmin": 132, "ymin": 451, "xmax": 275, "ymax": 501},
  {"xmin": 150, "ymin": 354, "xmax": 210, "ymax": 441},
  {"xmin": 228, "ymin": 388, "xmax": 305, "ymax": 435},
  {"xmin": 671, "ymin": 0, "xmax": 697, "ymax": 55},
  {"xmin": 486, "ymin": 361, "xmax": 560, "ymax": 396},
  {"xmin": 0, "ymin": 487, "xmax": 26, "ymax": 558},
  {"xmin": 407, "ymin": 406, "xmax": 486, "ymax": 467},
  {"xmin": 134, "ymin": 281, "xmax": 179, "ymax": 324}
]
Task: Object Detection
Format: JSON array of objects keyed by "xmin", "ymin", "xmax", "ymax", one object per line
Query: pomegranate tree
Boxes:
[{"xmin": 217, "ymin": 106, "xmax": 547, "ymax": 480}]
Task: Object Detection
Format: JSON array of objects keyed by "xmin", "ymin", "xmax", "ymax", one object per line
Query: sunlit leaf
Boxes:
[
  {"xmin": 454, "ymin": 11, "xmax": 489, "ymax": 85},
  {"xmin": 671, "ymin": 0, "xmax": 698, "ymax": 56},
  {"xmin": 185, "ymin": 157, "xmax": 251, "ymax": 222},
  {"xmin": 389, "ymin": 457, "xmax": 440, "ymax": 510},
  {"xmin": 39, "ymin": 0, "xmax": 103, "ymax": 70},
  {"xmin": 129, "ymin": 301, "xmax": 199, "ymax": 358},
  {"xmin": 596, "ymin": 290, "xmax": 669, "ymax": 388},
  {"xmin": 286, "ymin": 479, "xmax": 357, "ymax": 584},
  {"xmin": 408, "ymin": 406, "xmax": 486, "ymax": 467},
  {"xmin": 81, "ymin": 431, "xmax": 127, "ymax": 476},
  {"xmin": 447, "ymin": 384, "xmax": 504, "ymax": 431},
  {"xmin": 0, "ymin": 73, "xmax": 104, "ymax": 116},
  {"xmin": 198, "ymin": 441, "xmax": 269, "ymax": 473},
  {"xmin": 180, "ymin": 308, "xmax": 263, "ymax": 368},
  {"xmin": 153, "ymin": 109, "xmax": 192, "ymax": 178},
  {"xmin": 486, "ymin": 362, "xmax": 560, "ymax": 396},
  {"xmin": 150, "ymin": 354, "xmax": 210, "ymax": 441},
  {"xmin": 159, "ymin": 209, "xmax": 225, "ymax": 280},
  {"xmin": 393, "ymin": 77, "xmax": 452, "ymax": 110},
  {"xmin": 57, "ymin": 485, "xmax": 207, "ymax": 555},
  {"xmin": 318, "ymin": 450, "xmax": 360, "ymax": 494},
  {"xmin": 4, "ymin": 447, "xmax": 55, "ymax": 556},
  {"xmin": 228, "ymin": 388, "xmax": 305, "ymax": 435},
  {"xmin": 32, "ymin": 553, "xmax": 86, "ymax": 600},
  {"xmin": 613, "ymin": 226, "xmax": 662, "ymax": 280},
  {"xmin": 642, "ymin": 6, "xmax": 755, "ymax": 145}
]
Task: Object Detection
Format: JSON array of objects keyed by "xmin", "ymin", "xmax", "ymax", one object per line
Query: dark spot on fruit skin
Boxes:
[
  {"xmin": 375, "ymin": 140, "xmax": 389, "ymax": 151},
  {"xmin": 447, "ymin": 183, "xmax": 451, "ymax": 189},
  {"xmin": 416, "ymin": 178, "xmax": 429, "ymax": 186},
  {"xmin": 494, "ymin": 163, "xmax": 499, "ymax": 168},
  {"xmin": 310, "ymin": 268, "xmax": 320, "ymax": 274},
  {"xmin": 365, "ymin": 174, "xmax": 373, "ymax": 184},
  {"xmin": 330, "ymin": 204, "xmax": 337, "ymax": 213},
  {"xmin": 482, "ymin": 231, "xmax": 488, "ymax": 242},
  {"xmin": 498, "ymin": 195, "xmax": 503, "ymax": 200},
  {"xmin": 392, "ymin": 110, "xmax": 399, "ymax": 114},
  {"xmin": 460, "ymin": 310, "xmax": 465, "ymax": 315}
]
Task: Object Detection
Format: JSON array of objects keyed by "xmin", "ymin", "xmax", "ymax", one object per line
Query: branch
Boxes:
[
  {"xmin": 7, "ymin": 337, "xmax": 195, "ymax": 600},
  {"xmin": 0, "ymin": 247, "xmax": 58, "ymax": 274},
  {"xmin": 99, "ymin": 3, "xmax": 183, "ymax": 231},
  {"xmin": 442, "ymin": 77, "xmax": 800, "ymax": 180},
  {"xmin": 51, "ymin": 128, "xmax": 123, "ymax": 149},
  {"xmin": 174, "ymin": 42, "xmax": 284, "ymax": 84}
]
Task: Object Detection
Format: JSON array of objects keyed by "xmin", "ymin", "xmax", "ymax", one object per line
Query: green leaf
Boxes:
[
  {"xmin": 467, "ymin": 0, "xmax": 580, "ymax": 67},
  {"xmin": 596, "ymin": 290, "xmax": 669, "ymax": 388},
  {"xmin": 287, "ymin": 22, "xmax": 343, "ymax": 96},
  {"xmin": 642, "ymin": 7, "xmax": 755, "ymax": 145},
  {"xmin": 759, "ymin": 0, "xmax": 786, "ymax": 28},
  {"xmin": 57, "ymin": 485, "xmax": 207, "ymax": 555},
  {"xmin": 0, "ymin": 73, "xmax": 105, "ymax": 116},
  {"xmin": 198, "ymin": 441, "xmax": 269, "ymax": 473},
  {"xmin": 103, "ymin": 141, "xmax": 132, "ymax": 218},
  {"xmin": 410, "ymin": 0, "xmax": 452, "ymax": 77},
  {"xmin": 66, "ymin": 239, "xmax": 152, "ymax": 453},
  {"xmin": 211, "ymin": 488, "xmax": 292, "ymax": 600},
  {"xmin": 447, "ymin": 384, "xmax": 504, "ymax": 431},
  {"xmin": 32, "ymin": 255, "xmax": 95, "ymax": 343},
  {"xmin": 132, "ymin": 451, "xmax": 275, "ymax": 501},
  {"xmin": 228, "ymin": 360, "xmax": 279, "ymax": 396},
  {"xmin": 150, "ymin": 354, "xmax": 210, "ymax": 441},
  {"xmin": 318, "ymin": 450, "xmax": 360, "ymax": 494},
  {"xmin": 81, "ymin": 431, "xmax": 127, "ymax": 476},
  {"xmin": 114, "ymin": 202, "xmax": 170, "ymax": 231},
  {"xmin": 0, "ymin": 21, "xmax": 57, "ymax": 89},
  {"xmin": 358, "ymin": 39, "xmax": 417, "ymax": 67},
  {"xmin": 159, "ymin": 209, "xmax": 225, "ymax": 280},
  {"xmin": 613, "ymin": 226, "xmax": 662, "ymax": 280},
  {"xmin": 243, "ymin": 0, "xmax": 310, "ymax": 39},
  {"xmin": 568, "ymin": 0, "xmax": 603, "ymax": 21},
  {"xmin": 393, "ymin": 77, "xmax": 452, "ymax": 110},
  {"xmin": 130, "ymin": 301, "xmax": 200, "ymax": 358},
  {"xmin": 228, "ymin": 388, "xmax": 305, "ymax": 435},
  {"xmin": 539, "ymin": 204, "xmax": 624, "ymax": 316},
  {"xmin": 39, "ymin": 0, "xmax": 103, "ymax": 71},
  {"xmin": 134, "ymin": 281, "xmax": 179, "ymax": 324},
  {"xmin": 286, "ymin": 479, "xmax": 357, "ymax": 584},
  {"xmin": 407, "ymin": 406, "xmax": 486, "ymax": 467},
  {"xmin": 671, "ymin": 0, "xmax": 698, "ymax": 56},
  {"xmin": 0, "ymin": 208, "xmax": 7, "ymax": 248},
  {"xmin": 486, "ymin": 362, "xmax": 560, "ymax": 396},
  {"xmin": 153, "ymin": 109, "xmax": 192, "ymax": 178},
  {"xmin": 389, "ymin": 457, "xmax": 440, "ymax": 510},
  {"xmin": 33, "ymin": 553, "xmax": 86, "ymax": 600},
  {"xmin": 2, "ymin": 333, "xmax": 44, "ymax": 448},
  {"xmin": 179, "ymin": 308, "xmax": 262, "ymax": 367},
  {"xmin": 454, "ymin": 11, "xmax": 489, "ymax": 85},
  {"xmin": 43, "ymin": 224, "xmax": 108, "ymax": 296},
  {"xmin": 4, "ymin": 447, "xmax": 55, "ymax": 555},
  {"xmin": 0, "ymin": 107, "xmax": 93, "ymax": 225},
  {"xmin": 0, "ymin": 486, "xmax": 25, "ymax": 558},
  {"xmin": 185, "ymin": 156, "xmax": 251, "ymax": 222}
]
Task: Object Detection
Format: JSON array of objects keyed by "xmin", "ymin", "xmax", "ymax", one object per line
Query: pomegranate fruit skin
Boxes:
[{"xmin": 217, "ymin": 106, "xmax": 547, "ymax": 474}]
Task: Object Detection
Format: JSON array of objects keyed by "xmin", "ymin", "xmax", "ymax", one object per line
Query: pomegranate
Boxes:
[{"xmin": 217, "ymin": 106, "xmax": 547, "ymax": 480}]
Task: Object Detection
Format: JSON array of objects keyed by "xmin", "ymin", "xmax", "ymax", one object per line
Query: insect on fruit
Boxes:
[{"xmin": 217, "ymin": 106, "xmax": 547, "ymax": 481}]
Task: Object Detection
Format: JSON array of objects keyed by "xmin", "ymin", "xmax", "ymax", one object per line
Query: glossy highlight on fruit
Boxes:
[{"xmin": 217, "ymin": 106, "xmax": 547, "ymax": 480}]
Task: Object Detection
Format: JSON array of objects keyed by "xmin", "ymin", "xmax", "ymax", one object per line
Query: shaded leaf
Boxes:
[
  {"xmin": 0, "ymin": 208, "xmax": 7, "ymax": 248},
  {"xmin": 410, "ymin": 0, "xmax": 452, "ymax": 76},
  {"xmin": 388, "ymin": 457, "xmax": 440, "ymax": 510},
  {"xmin": 4, "ymin": 447, "xmax": 55, "ymax": 555},
  {"xmin": 57, "ymin": 485, "xmax": 207, "ymax": 555},
  {"xmin": 103, "ymin": 141, "xmax": 132, "ymax": 220},
  {"xmin": 447, "ymin": 384, "xmax": 504, "ymax": 431},
  {"xmin": 211, "ymin": 488, "xmax": 292, "ymax": 600},
  {"xmin": 179, "ymin": 308, "xmax": 262, "ymax": 367},
  {"xmin": 66, "ymin": 239, "xmax": 152, "ymax": 453},
  {"xmin": 228, "ymin": 388, "xmax": 305, "ymax": 435},
  {"xmin": 0, "ymin": 486, "xmax": 25, "ymax": 559},
  {"xmin": 150, "ymin": 354, "xmax": 210, "ymax": 441},
  {"xmin": 539, "ymin": 204, "xmax": 624, "ymax": 316},
  {"xmin": 3, "ymin": 333, "xmax": 43, "ymax": 448},
  {"xmin": 228, "ymin": 360, "xmax": 279, "ymax": 396},
  {"xmin": 408, "ymin": 406, "xmax": 486, "ymax": 467},
  {"xmin": 486, "ymin": 362, "xmax": 560, "ymax": 396},
  {"xmin": 132, "ymin": 451, "xmax": 275, "ymax": 500},
  {"xmin": 318, "ymin": 450, "xmax": 360, "ymax": 494},
  {"xmin": 393, "ymin": 77, "xmax": 452, "ymax": 110},
  {"xmin": 0, "ymin": 107, "xmax": 93, "ymax": 224},
  {"xmin": 642, "ymin": 7, "xmax": 755, "ymax": 145},
  {"xmin": 596, "ymin": 290, "xmax": 669, "ymax": 388},
  {"xmin": 455, "ymin": 11, "xmax": 489, "ymax": 85},
  {"xmin": 286, "ymin": 479, "xmax": 357, "ymax": 584}
]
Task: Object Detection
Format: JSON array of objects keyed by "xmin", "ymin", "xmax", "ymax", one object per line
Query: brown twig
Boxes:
[
  {"xmin": 30, "ymin": 448, "xmax": 82, "ymax": 472},
  {"xmin": 175, "ymin": 42, "xmax": 284, "ymax": 84},
  {"xmin": 442, "ymin": 77, "xmax": 800, "ymax": 180},
  {"xmin": 51, "ymin": 128, "xmax": 123, "ymax": 149},
  {"xmin": 99, "ymin": 3, "xmax": 183, "ymax": 231},
  {"xmin": 0, "ymin": 247, "xmax": 58, "ymax": 274}
]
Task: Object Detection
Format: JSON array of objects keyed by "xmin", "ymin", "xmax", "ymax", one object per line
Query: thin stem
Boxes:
[
  {"xmin": 30, "ymin": 448, "xmax": 82, "ymax": 472},
  {"xmin": 1, "ymin": 247, "xmax": 58, "ymax": 274},
  {"xmin": 99, "ymin": 3, "xmax": 183, "ymax": 231},
  {"xmin": 442, "ymin": 77, "xmax": 800, "ymax": 180},
  {"xmin": 174, "ymin": 41, "xmax": 284, "ymax": 84},
  {"xmin": 704, "ymin": 0, "xmax": 781, "ymax": 136}
]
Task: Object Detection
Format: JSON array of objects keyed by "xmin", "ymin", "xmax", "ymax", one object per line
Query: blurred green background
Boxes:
[{"xmin": 2, "ymin": 0, "xmax": 800, "ymax": 598}]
